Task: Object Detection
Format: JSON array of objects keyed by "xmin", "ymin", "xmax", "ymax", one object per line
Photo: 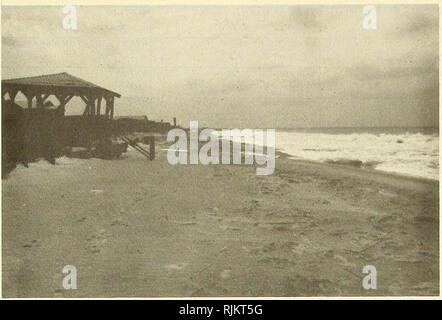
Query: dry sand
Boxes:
[{"xmin": 2, "ymin": 139, "xmax": 439, "ymax": 297}]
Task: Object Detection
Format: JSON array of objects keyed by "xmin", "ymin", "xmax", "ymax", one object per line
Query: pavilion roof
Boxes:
[{"xmin": 2, "ymin": 72, "xmax": 121, "ymax": 98}]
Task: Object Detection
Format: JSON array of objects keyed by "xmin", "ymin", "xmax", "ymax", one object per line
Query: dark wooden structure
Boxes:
[
  {"xmin": 2, "ymin": 72, "xmax": 120, "ymax": 120},
  {"xmin": 2, "ymin": 72, "xmax": 121, "ymax": 172},
  {"xmin": 118, "ymin": 135, "xmax": 155, "ymax": 160},
  {"xmin": 113, "ymin": 116, "xmax": 174, "ymax": 133}
]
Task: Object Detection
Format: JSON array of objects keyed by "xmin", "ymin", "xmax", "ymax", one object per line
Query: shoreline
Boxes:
[{"xmin": 276, "ymin": 151, "xmax": 439, "ymax": 186}]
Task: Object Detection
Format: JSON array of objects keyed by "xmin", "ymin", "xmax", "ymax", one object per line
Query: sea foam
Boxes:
[{"xmin": 276, "ymin": 130, "xmax": 439, "ymax": 180}]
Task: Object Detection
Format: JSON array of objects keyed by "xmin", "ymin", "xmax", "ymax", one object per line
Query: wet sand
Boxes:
[{"xmin": 2, "ymin": 140, "xmax": 439, "ymax": 297}]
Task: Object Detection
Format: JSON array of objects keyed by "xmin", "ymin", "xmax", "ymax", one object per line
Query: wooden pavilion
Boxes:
[
  {"xmin": 2, "ymin": 72, "xmax": 121, "ymax": 119},
  {"xmin": 1, "ymin": 72, "xmax": 121, "ymax": 171}
]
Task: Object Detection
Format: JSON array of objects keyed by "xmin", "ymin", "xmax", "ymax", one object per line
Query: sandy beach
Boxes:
[{"xmin": 2, "ymin": 139, "xmax": 439, "ymax": 297}]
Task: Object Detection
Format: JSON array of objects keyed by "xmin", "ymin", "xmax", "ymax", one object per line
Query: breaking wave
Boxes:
[{"xmin": 276, "ymin": 129, "xmax": 439, "ymax": 180}]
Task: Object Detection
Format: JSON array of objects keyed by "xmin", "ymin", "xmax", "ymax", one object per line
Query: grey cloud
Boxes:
[
  {"xmin": 2, "ymin": 35, "xmax": 19, "ymax": 47},
  {"xmin": 350, "ymin": 62, "xmax": 437, "ymax": 81},
  {"xmin": 290, "ymin": 7, "xmax": 323, "ymax": 29},
  {"xmin": 405, "ymin": 15, "xmax": 438, "ymax": 34}
]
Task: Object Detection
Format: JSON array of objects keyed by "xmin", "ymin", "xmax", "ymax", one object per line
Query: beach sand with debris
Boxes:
[{"xmin": 2, "ymin": 138, "xmax": 439, "ymax": 297}]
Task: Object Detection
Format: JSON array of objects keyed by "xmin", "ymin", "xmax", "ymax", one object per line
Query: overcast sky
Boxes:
[{"xmin": 2, "ymin": 5, "xmax": 439, "ymax": 128}]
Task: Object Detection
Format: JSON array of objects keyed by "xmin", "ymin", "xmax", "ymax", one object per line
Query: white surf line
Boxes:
[{"xmin": 161, "ymin": 148, "xmax": 189, "ymax": 153}]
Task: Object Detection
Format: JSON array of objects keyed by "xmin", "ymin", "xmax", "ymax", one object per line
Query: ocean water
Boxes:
[{"xmin": 275, "ymin": 127, "xmax": 439, "ymax": 180}]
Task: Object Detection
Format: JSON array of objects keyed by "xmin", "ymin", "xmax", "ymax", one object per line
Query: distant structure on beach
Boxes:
[
  {"xmin": 1, "ymin": 72, "xmax": 162, "ymax": 175},
  {"xmin": 113, "ymin": 115, "xmax": 175, "ymax": 133}
]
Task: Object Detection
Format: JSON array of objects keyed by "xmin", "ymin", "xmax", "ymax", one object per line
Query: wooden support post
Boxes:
[
  {"xmin": 97, "ymin": 96, "xmax": 102, "ymax": 116},
  {"xmin": 64, "ymin": 95, "xmax": 74, "ymax": 105},
  {"xmin": 36, "ymin": 94, "xmax": 44, "ymax": 108},
  {"xmin": 25, "ymin": 92, "xmax": 34, "ymax": 111},
  {"xmin": 80, "ymin": 95, "xmax": 90, "ymax": 116},
  {"xmin": 104, "ymin": 96, "xmax": 109, "ymax": 117},
  {"xmin": 21, "ymin": 91, "xmax": 34, "ymax": 167},
  {"xmin": 90, "ymin": 96, "xmax": 96, "ymax": 117},
  {"xmin": 56, "ymin": 94, "xmax": 67, "ymax": 115},
  {"xmin": 80, "ymin": 95, "xmax": 96, "ymax": 117},
  {"xmin": 109, "ymin": 97, "xmax": 114, "ymax": 120},
  {"xmin": 104, "ymin": 95, "xmax": 115, "ymax": 119},
  {"xmin": 52, "ymin": 94, "xmax": 68, "ymax": 159},
  {"xmin": 149, "ymin": 136, "xmax": 155, "ymax": 160},
  {"xmin": 9, "ymin": 89, "xmax": 18, "ymax": 103},
  {"xmin": 61, "ymin": 95, "xmax": 73, "ymax": 113},
  {"xmin": 42, "ymin": 93, "xmax": 50, "ymax": 102}
]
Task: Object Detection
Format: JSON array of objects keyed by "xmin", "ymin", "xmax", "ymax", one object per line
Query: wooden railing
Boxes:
[{"xmin": 118, "ymin": 135, "xmax": 155, "ymax": 160}]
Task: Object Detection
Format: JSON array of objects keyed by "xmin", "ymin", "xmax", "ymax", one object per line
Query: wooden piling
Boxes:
[{"xmin": 149, "ymin": 136, "xmax": 155, "ymax": 160}]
